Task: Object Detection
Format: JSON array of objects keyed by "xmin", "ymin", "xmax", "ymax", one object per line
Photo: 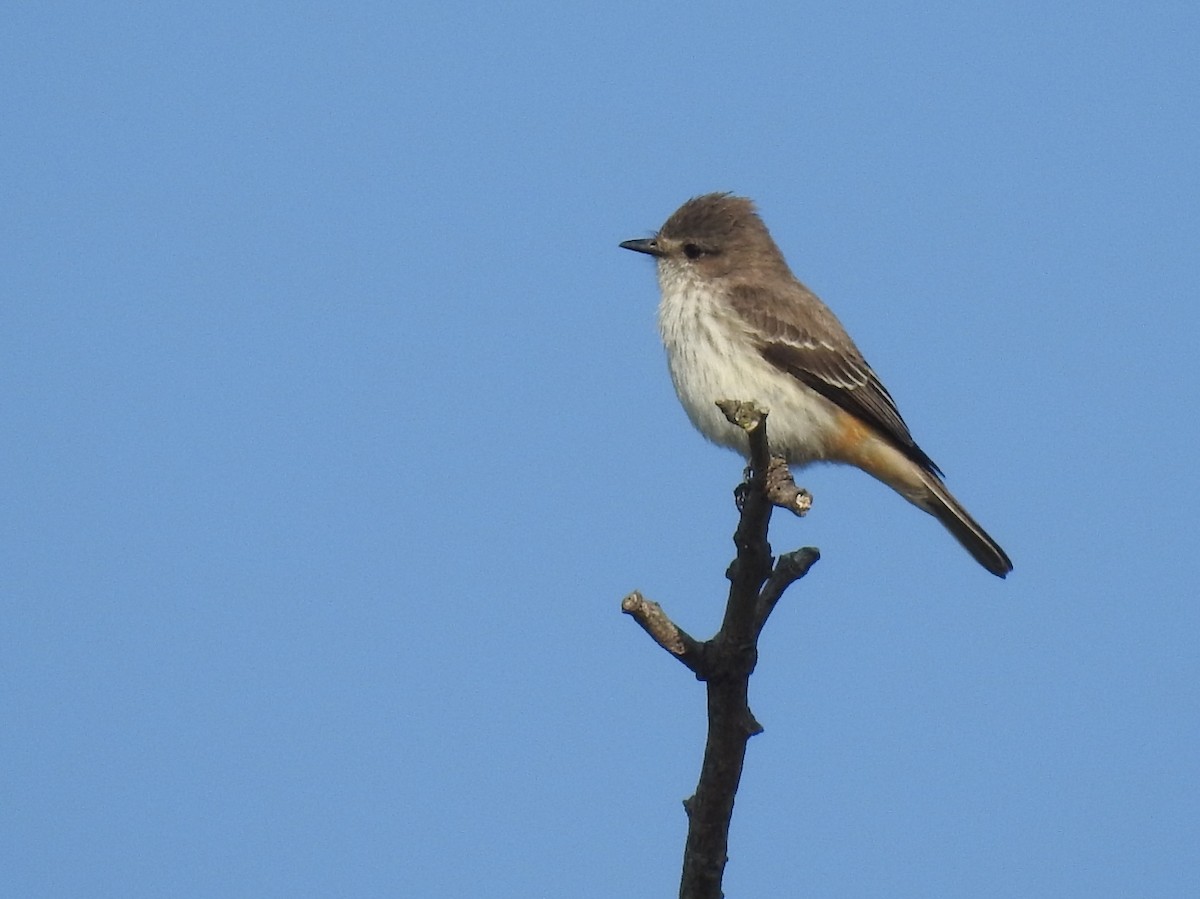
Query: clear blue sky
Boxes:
[{"xmin": 3, "ymin": 3, "xmax": 1197, "ymax": 896}]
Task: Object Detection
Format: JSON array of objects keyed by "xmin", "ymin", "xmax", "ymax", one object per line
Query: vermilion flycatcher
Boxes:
[{"xmin": 621, "ymin": 193, "xmax": 1012, "ymax": 577}]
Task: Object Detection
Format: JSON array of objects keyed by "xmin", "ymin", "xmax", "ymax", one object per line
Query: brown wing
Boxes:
[{"xmin": 728, "ymin": 282, "xmax": 943, "ymax": 477}]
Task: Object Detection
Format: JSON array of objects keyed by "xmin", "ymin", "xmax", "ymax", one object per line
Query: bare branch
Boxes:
[
  {"xmin": 755, "ymin": 547, "xmax": 821, "ymax": 636},
  {"xmin": 621, "ymin": 591, "xmax": 706, "ymax": 675},
  {"xmin": 763, "ymin": 455, "xmax": 813, "ymax": 517},
  {"xmin": 621, "ymin": 400, "xmax": 820, "ymax": 898}
]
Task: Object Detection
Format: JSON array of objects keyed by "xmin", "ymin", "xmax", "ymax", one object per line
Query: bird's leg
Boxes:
[{"xmin": 734, "ymin": 476, "xmax": 751, "ymax": 512}]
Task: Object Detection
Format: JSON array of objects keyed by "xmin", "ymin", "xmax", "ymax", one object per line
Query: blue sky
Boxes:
[{"xmin": 3, "ymin": 2, "xmax": 1197, "ymax": 896}]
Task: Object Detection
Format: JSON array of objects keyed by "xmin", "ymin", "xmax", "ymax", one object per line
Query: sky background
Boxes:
[{"xmin": 3, "ymin": 2, "xmax": 1198, "ymax": 896}]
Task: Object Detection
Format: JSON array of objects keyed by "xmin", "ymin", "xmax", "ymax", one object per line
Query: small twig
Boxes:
[
  {"xmin": 755, "ymin": 547, "xmax": 821, "ymax": 637},
  {"xmin": 621, "ymin": 591, "xmax": 705, "ymax": 675},
  {"xmin": 764, "ymin": 455, "xmax": 813, "ymax": 517}
]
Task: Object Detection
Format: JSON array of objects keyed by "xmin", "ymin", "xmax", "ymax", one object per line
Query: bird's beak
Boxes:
[{"xmin": 619, "ymin": 237, "xmax": 665, "ymax": 257}]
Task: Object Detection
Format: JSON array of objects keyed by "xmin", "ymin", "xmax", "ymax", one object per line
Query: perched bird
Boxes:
[{"xmin": 620, "ymin": 193, "xmax": 1012, "ymax": 578}]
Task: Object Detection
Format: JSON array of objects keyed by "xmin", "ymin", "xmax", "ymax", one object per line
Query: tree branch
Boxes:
[
  {"xmin": 755, "ymin": 547, "xmax": 821, "ymax": 638},
  {"xmin": 621, "ymin": 591, "xmax": 706, "ymax": 675},
  {"xmin": 621, "ymin": 400, "xmax": 820, "ymax": 899}
]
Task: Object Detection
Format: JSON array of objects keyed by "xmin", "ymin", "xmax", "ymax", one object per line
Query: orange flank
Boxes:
[{"xmin": 826, "ymin": 411, "xmax": 926, "ymax": 499}]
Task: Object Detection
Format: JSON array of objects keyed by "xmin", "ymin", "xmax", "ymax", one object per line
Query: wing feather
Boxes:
[{"xmin": 728, "ymin": 283, "xmax": 943, "ymax": 477}]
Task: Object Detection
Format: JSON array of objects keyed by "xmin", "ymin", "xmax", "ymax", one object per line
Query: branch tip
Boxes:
[
  {"xmin": 764, "ymin": 455, "xmax": 812, "ymax": 517},
  {"xmin": 715, "ymin": 399, "xmax": 768, "ymax": 433},
  {"xmin": 621, "ymin": 591, "xmax": 705, "ymax": 673},
  {"xmin": 754, "ymin": 547, "xmax": 821, "ymax": 635}
]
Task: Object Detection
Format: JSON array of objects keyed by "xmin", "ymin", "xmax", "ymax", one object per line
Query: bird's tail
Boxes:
[{"xmin": 918, "ymin": 472, "xmax": 1013, "ymax": 578}]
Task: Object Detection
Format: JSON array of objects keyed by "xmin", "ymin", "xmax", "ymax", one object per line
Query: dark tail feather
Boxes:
[{"xmin": 921, "ymin": 475, "xmax": 1013, "ymax": 578}]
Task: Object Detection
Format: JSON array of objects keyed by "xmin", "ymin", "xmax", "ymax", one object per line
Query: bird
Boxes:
[{"xmin": 620, "ymin": 193, "xmax": 1012, "ymax": 578}]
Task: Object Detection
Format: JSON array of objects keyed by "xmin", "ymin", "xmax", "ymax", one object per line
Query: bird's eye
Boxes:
[{"xmin": 682, "ymin": 243, "xmax": 704, "ymax": 259}]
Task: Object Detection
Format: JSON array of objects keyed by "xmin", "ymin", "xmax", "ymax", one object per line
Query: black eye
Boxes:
[{"xmin": 682, "ymin": 243, "xmax": 704, "ymax": 259}]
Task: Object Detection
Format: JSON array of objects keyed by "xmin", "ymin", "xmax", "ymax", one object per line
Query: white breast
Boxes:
[{"xmin": 655, "ymin": 266, "xmax": 840, "ymax": 465}]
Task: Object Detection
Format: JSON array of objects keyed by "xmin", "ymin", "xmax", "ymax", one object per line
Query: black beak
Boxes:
[{"xmin": 619, "ymin": 237, "xmax": 665, "ymax": 257}]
